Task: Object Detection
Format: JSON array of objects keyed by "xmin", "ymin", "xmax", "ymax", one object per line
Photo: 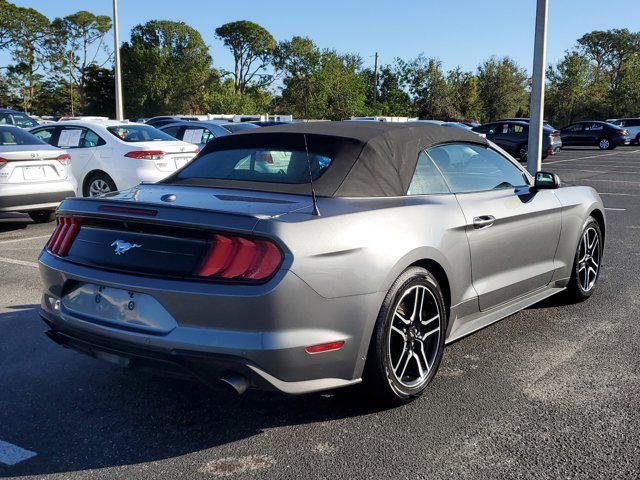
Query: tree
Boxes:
[
  {"xmin": 121, "ymin": 20, "xmax": 213, "ymax": 117},
  {"xmin": 215, "ymin": 21, "xmax": 277, "ymax": 94},
  {"xmin": 277, "ymin": 40, "xmax": 367, "ymax": 120},
  {"xmin": 3, "ymin": 5, "xmax": 52, "ymax": 112},
  {"xmin": 0, "ymin": 0, "xmax": 20, "ymax": 50},
  {"xmin": 399, "ymin": 55, "xmax": 452, "ymax": 119},
  {"xmin": 362, "ymin": 61, "xmax": 412, "ymax": 116},
  {"xmin": 446, "ymin": 68, "xmax": 481, "ymax": 121},
  {"xmin": 83, "ymin": 65, "xmax": 115, "ymax": 118},
  {"xmin": 546, "ymin": 52, "xmax": 592, "ymax": 126},
  {"xmin": 52, "ymin": 11, "xmax": 112, "ymax": 112},
  {"xmin": 477, "ymin": 56, "xmax": 528, "ymax": 122}
]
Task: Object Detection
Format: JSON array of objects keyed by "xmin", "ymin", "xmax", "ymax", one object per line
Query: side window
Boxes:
[
  {"xmin": 183, "ymin": 127, "xmax": 206, "ymax": 144},
  {"xmin": 585, "ymin": 123, "xmax": 603, "ymax": 131},
  {"xmin": 201, "ymin": 129, "xmax": 216, "ymax": 143},
  {"xmin": 628, "ymin": 119, "xmax": 640, "ymax": 127},
  {"xmin": 0, "ymin": 114, "xmax": 12, "ymax": 125},
  {"xmin": 57, "ymin": 127, "xmax": 84, "ymax": 148},
  {"xmin": 407, "ymin": 152, "xmax": 451, "ymax": 195},
  {"xmin": 162, "ymin": 126, "xmax": 181, "ymax": 138},
  {"xmin": 565, "ymin": 124, "xmax": 583, "ymax": 132},
  {"xmin": 32, "ymin": 127, "xmax": 56, "ymax": 144},
  {"xmin": 427, "ymin": 143, "xmax": 529, "ymax": 194},
  {"xmin": 81, "ymin": 129, "xmax": 102, "ymax": 148}
]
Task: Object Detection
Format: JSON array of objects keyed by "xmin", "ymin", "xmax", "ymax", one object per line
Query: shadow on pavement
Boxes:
[
  {"xmin": 0, "ymin": 305, "xmax": 383, "ymax": 478},
  {"xmin": 0, "ymin": 213, "xmax": 32, "ymax": 234}
]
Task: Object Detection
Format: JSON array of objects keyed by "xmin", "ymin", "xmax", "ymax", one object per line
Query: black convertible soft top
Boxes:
[{"xmin": 161, "ymin": 121, "xmax": 488, "ymax": 197}]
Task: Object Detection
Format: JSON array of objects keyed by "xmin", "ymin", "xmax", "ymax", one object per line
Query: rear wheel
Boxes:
[
  {"xmin": 598, "ymin": 137, "xmax": 614, "ymax": 150},
  {"xmin": 363, "ymin": 267, "xmax": 446, "ymax": 405},
  {"xmin": 635, "ymin": 133, "xmax": 640, "ymax": 145},
  {"xmin": 84, "ymin": 172, "xmax": 116, "ymax": 197},
  {"xmin": 28, "ymin": 210, "xmax": 55, "ymax": 223},
  {"xmin": 564, "ymin": 217, "xmax": 602, "ymax": 302}
]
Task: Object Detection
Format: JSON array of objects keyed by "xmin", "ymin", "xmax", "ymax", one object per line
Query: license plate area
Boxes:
[
  {"xmin": 174, "ymin": 156, "xmax": 191, "ymax": 168},
  {"xmin": 61, "ymin": 283, "xmax": 178, "ymax": 334},
  {"xmin": 23, "ymin": 166, "xmax": 45, "ymax": 180}
]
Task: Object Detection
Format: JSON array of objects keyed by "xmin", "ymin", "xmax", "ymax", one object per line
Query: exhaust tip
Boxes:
[{"xmin": 219, "ymin": 373, "xmax": 250, "ymax": 395}]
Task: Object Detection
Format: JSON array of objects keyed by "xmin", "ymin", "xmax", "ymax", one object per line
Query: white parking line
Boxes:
[
  {"xmin": 0, "ymin": 256, "xmax": 38, "ymax": 268},
  {"xmin": 0, "ymin": 235, "xmax": 51, "ymax": 245},
  {"xmin": 605, "ymin": 207, "xmax": 627, "ymax": 211},
  {"xmin": 599, "ymin": 192, "xmax": 640, "ymax": 197},
  {"xmin": 0, "ymin": 440, "xmax": 37, "ymax": 466},
  {"xmin": 546, "ymin": 150, "xmax": 640, "ymax": 164}
]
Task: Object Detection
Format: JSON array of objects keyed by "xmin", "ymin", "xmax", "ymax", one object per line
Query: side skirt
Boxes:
[{"xmin": 445, "ymin": 285, "xmax": 565, "ymax": 344}]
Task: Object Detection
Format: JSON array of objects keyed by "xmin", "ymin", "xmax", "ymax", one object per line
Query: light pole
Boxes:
[
  {"xmin": 526, "ymin": 0, "xmax": 548, "ymax": 176},
  {"xmin": 112, "ymin": 0, "xmax": 124, "ymax": 120}
]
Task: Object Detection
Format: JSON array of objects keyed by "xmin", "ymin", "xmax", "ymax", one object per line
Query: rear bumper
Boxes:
[
  {"xmin": 0, "ymin": 183, "xmax": 75, "ymax": 211},
  {"xmin": 38, "ymin": 251, "xmax": 381, "ymax": 394}
]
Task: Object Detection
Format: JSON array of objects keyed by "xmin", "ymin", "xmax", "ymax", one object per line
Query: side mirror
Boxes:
[{"xmin": 534, "ymin": 171, "xmax": 560, "ymax": 189}]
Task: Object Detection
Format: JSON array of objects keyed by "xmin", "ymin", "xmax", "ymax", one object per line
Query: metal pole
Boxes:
[
  {"xmin": 113, "ymin": 0, "xmax": 124, "ymax": 120},
  {"xmin": 373, "ymin": 52, "xmax": 379, "ymax": 102},
  {"xmin": 526, "ymin": 0, "xmax": 548, "ymax": 175}
]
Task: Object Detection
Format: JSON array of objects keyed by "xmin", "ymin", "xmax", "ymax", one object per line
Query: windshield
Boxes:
[
  {"xmin": 107, "ymin": 125, "xmax": 176, "ymax": 142},
  {"xmin": 12, "ymin": 113, "xmax": 38, "ymax": 127},
  {"xmin": 176, "ymin": 148, "xmax": 332, "ymax": 184},
  {"xmin": 0, "ymin": 126, "xmax": 46, "ymax": 145}
]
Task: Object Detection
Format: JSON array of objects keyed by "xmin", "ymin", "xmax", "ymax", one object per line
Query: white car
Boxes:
[
  {"xmin": 0, "ymin": 125, "xmax": 75, "ymax": 223},
  {"xmin": 608, "ymin": 118, "xmax": 640, "ymax": 145},
  {"xmin": 30, "ymin": 120, "xmax": 199, "ymax": 197}
]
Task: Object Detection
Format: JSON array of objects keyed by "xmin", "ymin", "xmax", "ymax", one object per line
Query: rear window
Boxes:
[
  {"xmin": 0, "ymin": 126, "xmax": 45, "ymax": 145},
  {"xmin": 176, "ymin": 148, "xmax": 332, "ymax": 184},
  {"xmin": 107, "ymin": 125, "xmax": 176, "ymax": 142},
  {"xmin": 222, "ymin": 123, "xmax": 260, "ymax": 133},
  {"xmin": 12, "ymin": 113, "xmax": 38, "ymax": 127}
]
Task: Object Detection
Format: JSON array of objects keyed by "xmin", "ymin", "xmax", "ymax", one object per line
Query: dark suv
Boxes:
[
  {"xmin": 472, "ymin": 121, "xmax": 561, "ymax": 162},
  {"xmin": 0, "ymin": 108, "xmax": 39, "ymax": 128},
  {"xmin": 560, "ymin": 121, "xmax": 630, "ymax": 150}
]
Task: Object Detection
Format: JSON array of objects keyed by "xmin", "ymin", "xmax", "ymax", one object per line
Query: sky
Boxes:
[{"xmin": 3, "ymin": 0, "xmax": 640, "ymax": 79}]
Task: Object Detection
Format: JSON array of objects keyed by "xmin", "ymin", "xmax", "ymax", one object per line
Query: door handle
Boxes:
[{"xmin": 473, "ymin": 215, "xmax": 495, "ymax": 229}]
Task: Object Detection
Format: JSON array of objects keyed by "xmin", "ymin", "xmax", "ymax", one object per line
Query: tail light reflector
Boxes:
[
  {"xmin": 306, "ymin": 341, "xmax": 345, "ymax": 354},
  {"xmin": 48, "ymin": 217, "xmax": 81, "ymax": 256},
  {"xmin": 56, "ymin": 154, "xmax": 71, "ymax": 166},
  {"xmin": 125, "ymin": 150, "xmax": 165, "ymax": 160},
  {"xmin": 196, "ymin": 234, "xmax": 283, "ymax": 281},
  {"xmin": 550, "ymin": 132, "xmax": 560, "ymax": 137}
]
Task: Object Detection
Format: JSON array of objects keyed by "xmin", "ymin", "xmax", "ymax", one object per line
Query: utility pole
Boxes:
[
  {"xmin": 373, "ymin": 52, "xmax": 379, "ymax": 102},
  {"xmin": 526, "ymin": 0, "xmax": 548, "ymax": 176},
  {"xmin": 113, "ymin": 0, "xmax": 124, "ymax": 120}
]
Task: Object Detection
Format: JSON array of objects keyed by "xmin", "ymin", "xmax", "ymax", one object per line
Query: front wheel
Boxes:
[
  {"xmin": 84, "ymin": 172, "xmax": 117, "ymax": 197},
  {"xmin": 363, "ymin": 267, "xmax": 446, "ymax": 405},
  {"xmin": 564, "ymin": 217, "xmax": 603, "ymax": 302},
  {"xmin": 518, "ymin": 144, "xmax": 528, "ymax": 162}
]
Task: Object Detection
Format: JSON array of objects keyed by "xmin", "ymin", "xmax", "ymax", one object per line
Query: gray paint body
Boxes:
[{"xmin": 39, "ymin": 144, "xmax": 605, "ymax": 394}]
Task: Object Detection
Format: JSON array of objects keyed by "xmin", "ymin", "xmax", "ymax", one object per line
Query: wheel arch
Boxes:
[
  {"xmin": 82, "ymin": 169, "xmax": 116, "ymax": 196},
  {"xmin": 589, "ymin": 208, "xmax": 606, "ymax": 245}
]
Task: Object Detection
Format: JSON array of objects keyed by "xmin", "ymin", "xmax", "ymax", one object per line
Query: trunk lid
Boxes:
[{"xmin": 0, "ymin": 145, "xmax": 69, "ymax": 184}]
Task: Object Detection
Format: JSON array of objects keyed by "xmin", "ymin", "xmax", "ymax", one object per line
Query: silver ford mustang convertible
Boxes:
[{"xmin": 39, "ymin": 122, "xmax": 605, "ymax": 404}]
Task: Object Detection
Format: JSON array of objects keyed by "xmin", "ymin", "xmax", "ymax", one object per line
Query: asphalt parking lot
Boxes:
[{"xmin": 1, "ymin": 146, "xmax": 639, "ymax": 479}]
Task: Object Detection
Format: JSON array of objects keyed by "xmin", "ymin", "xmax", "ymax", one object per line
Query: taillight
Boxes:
[
  {"xmin": 56, "ymin": 154, "xmax": 71, "ymax": 166},
  {"xmin": 125, "ymin": 150, "xmax": 165, "ymax": 160},
  {"xmin": 0, "ymin": 157, "xmax": 6, "ymax": 168},
  {"xmin": 306, "ymin": 341, "xmax": 345, "ymax": 354},
  {"xmin": 550, "ymin": 132, "xmax": 559, "ymax": 137},
  {"xmin": 195, "ymin": 234, "xmax": 283, "ymax": 281},
  {"xmin": 47, "ymin": 217, "xmax": 81, "ymax": 256}
]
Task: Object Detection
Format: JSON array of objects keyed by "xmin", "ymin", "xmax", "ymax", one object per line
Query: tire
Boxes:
[
  {"xmin": 83, "ymin": 172, "xmax": 117, "ymax": 197},
  {"xmin": 635, "ymin": 134, "xmax": 640, "ymax": 146},
  {"xmin": 518, "ymin": 144, "xmax": 528, "ymax": 162},
  {"xmin": 28, "ymin": 210, "xmax": 56, "ymax": 223},
  {"xmin": 598, "ymin": 137, "xmax": 613, "ymax": 150},
  {"xmin": 363, "ymin": 266, "xmax": 447, "ymax": 406},
  {"xmin": 564, "ymin": 217, "xmax": 603, "ymax": 302}
]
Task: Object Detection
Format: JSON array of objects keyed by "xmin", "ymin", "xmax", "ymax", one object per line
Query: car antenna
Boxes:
[{"xmin": 303, "ymin": 133, "xmax": 321, "ymax": 216}]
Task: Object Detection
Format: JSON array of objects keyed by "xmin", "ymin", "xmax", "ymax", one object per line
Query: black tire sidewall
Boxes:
[
  {"xmin": 568, "ymin": 217, "xmax": 602, "ymax": 300},
  {"xmin": 84, "ymin": 172, "xmax": 116, "ymax": 197},
  {"xmin": 28, "ymin": 210, "xmax": 55, "ymax": 223},
  {"xmin": 366, "ymin": 267, "xmax": 446, "ymax": 403}
]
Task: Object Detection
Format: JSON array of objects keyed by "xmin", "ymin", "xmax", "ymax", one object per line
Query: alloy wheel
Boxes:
[
  {"xmin": 577, "ymin": 226, "xmax": 600, "ymax": 292},
  {"xmin": 519, "ymin": 145, "xmax": 528, "ymax": 161},
  {"xmin": 599, "ymin": 138, "xmax": 610, "ymax": 150},
  {"xmin": 89, "ymin": 179, "xmax": 112, "ymax": 196},
  {"xmin": 388, "ymin": 285, "xmax": 441, "ymax": 388}
]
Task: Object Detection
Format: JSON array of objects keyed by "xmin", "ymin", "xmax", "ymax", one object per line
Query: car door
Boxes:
[
  {"xmin": 427, "ymin": 143, "xmax": 562, "ymax": 310},
  {"xmin": 490, "ymin": 123, "xmax": 516, "ymax": 154},
  {"xmin": 560, "ymin": 123, "xmax": 583, "ymax": 145},
  {"xmin": 583, "ymin": 123, "xmax": 603, "ymax": 145},
  {"xmin": 55, "ymin": 126, "xmax": 96, "ymax": 190}
]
